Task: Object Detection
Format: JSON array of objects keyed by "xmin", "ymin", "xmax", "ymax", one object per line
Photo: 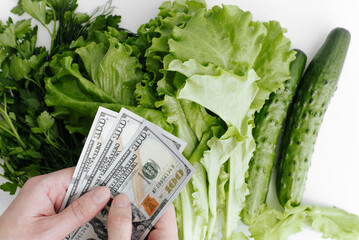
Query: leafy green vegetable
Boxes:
[
  {"xmin": 75, "ymin": 42, "xmax": 107, "ymax": 81},
  {"xmin": 21, "ymin": 0, "xmax": 48, "ymax": 27},
  {"xmin": 0, "ymin": 23, "xmax": 17, "ymax": 48},
  {"xmin": 0, "ymin": 0, "xmax": 126, "ymax": 191},
  {"xmin": 0, "ymin": 181, "xmax": 18, "ymax": 195},
  {"xmin": 151, "ymin": 2, "xmax": 295, "ymax": 238},
  {"xmin": 93, "ymin": 38, "xmax": 142, "ymax": 105},
  {"xmin": 31, "ymin": 111, "xmax": 55, "ymax": 133},
  {"xmin": 249, "ymin": 204, "xmax": 359, "ymax": 240},
  {"xmin": 168, "ymin": 6, "xmax": 267, "ymax": 76},
  {"xmin": 45, "ymin": 31, "xmax": 172, "ymax": 135}
]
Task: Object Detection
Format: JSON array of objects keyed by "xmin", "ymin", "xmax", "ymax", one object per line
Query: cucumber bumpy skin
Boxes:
[
  {"xmin": 241, "ymin": 50, "xmax": 307, "ymax": 224},
  {"xmin": 276, "ymin": 28, "xmax": 351, "ymax": 207}
]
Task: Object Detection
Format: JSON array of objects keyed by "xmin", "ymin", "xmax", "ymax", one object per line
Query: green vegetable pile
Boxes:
[{"xmin": 1, "ymin": 0, "xmax": 358, "ymax": 239}]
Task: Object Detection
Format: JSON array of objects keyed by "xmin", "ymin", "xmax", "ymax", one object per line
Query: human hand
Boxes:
[
  {"xmin": 0, "ymin": 167, "xmax": 111, "ymax": 240},
  {"xmin": 107, "ymin": 194, "xmax": 178, "ymax": 240},
  {"xmin": 0, "ymin": 167, "xmax": 179, "ymax": 240}
]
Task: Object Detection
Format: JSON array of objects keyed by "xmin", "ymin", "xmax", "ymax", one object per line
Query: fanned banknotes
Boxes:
[
  {"xmin": 61, "ymin": 107, "xmax": 193, "ymax": 240},
  {"xmin": 60, "ymin": 107, "xmax": 118, "ymax": 211}
]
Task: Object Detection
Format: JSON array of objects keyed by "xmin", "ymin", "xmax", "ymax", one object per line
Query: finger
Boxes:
[
  {"xmin": 43, "ymin": 167, "xmax": 76, "ymax": 211},
  {"xmin": 51, "ymin": 186, "xmax": 110, "ymax": 238},
  {"xmin": 26, "ymin": 167, "xmax": 75, "ymax": 189},
  {"xmin": 14, "ymin": 167, "xmax": 76, "ymax": 215},
  {"xmin": 107, "ymin": 194, "xmax": 132, "ymax": 240},
  {"xmin": 43, "ymin": 166, "xmax": 75, "ymax": 183},
  {"xmin": 20, "ymin": 167, "xmax": 75, "ymax": 197},
  {"xmin": 148, "ymin": 204, "xmax": 178, "ymax": 240}
]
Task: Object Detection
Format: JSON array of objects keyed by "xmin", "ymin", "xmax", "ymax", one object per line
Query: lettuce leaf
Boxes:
[
  {"xmin": 310, "ymin": 205, "xmax": 359, "ymax": 240},
  {"xmin": 75, "ymin": 41, "xmax": 107, "ymax": 82},
  {"xmin": 171, "ymin": 58, "xmax": 259, "ymax": 237},
  {"xmin": 249, "ymin": 204, "xmax": 359, "ymax": 240},
  {"xmin": 45, "ymin": 51, "xmax": 171, "ymax": 134},
  {"xmin": 177, "ymin": 65, "xmax": 259, "ymax": 134},
  {"xmin": 168, "ymin": 5, "xmax": 295, "ymax": 109},
  {"xmin": 94, "ymin": 38, "xmax": 142, "ymax": 105},
  {"xmin": 139, "ymin": 1, "xmax": 296, "ymax": 239},
  {"xmin": 156, "ymin": 94, "xmax": 199, "ymax": 158},
  {"xmin": 138, "ymin": 0, "xmax": 206, "ymax": 78},
  {"xmin": 176, "ymin": 130, "xmax": 212, "ymax": 239},
  {"xmin": 169, "ymin": 5, "xmax": 267, "ymax": 76},
  {"xmin": 75, "ymin": 37, "xmax": 142, "ymax": 105}
]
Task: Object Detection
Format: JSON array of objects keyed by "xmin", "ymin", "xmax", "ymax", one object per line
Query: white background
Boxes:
[{"xmin": 1, "ymin": 0, "xmax": 359, "ymax": 239}]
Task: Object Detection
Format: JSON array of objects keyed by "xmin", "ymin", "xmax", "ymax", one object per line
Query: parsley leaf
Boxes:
[
  {"xmin": 21, "ymin": 0, "xmax": 48, "ymax": 27},
  {"xmin": 0, "ymin": 181, "xmax": 18, "ymax": 195},
  {"xmin": 14, "ymin": 19, "xmax": 32, "ymax": 39},
  {"xmin": 9, "ymin": 55, "xmax": 32, "ymax": 81},
  {"xmin": 0, "ymin": 23, "xmax": 16, "ymax": 48},
  {"xmin": 31, "ymin": 111, "xmax": 55, "ymax": 134}
]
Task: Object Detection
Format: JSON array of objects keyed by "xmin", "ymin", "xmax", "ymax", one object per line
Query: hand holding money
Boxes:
[
  {"xmin": 60, "ymin": 107, "xmax": 194, "ymax": 240},
  {"xmin": 0, "ymin": 168, "xmax": 110, "ymax": 240},
  {"xmin": 0, "ymin": 167, "xmax": 179, "ymax": 240}
]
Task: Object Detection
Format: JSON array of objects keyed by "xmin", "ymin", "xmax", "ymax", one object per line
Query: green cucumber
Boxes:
[
  {"xmin": 242, "ymin": 49, "xmax": 307, "ymax": 224},
  {"xmin": 276, "ymin": 28, "xmax": 351, "ymax": 207}
]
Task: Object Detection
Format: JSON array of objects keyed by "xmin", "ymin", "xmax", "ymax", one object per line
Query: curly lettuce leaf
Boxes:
[
  {"xmin": 249, "ymin": 205, "xmax": 305, "ymax": 240},
  {"xmin": 249, "ymin": 204, "xmax": 359, "ymax": 240},
  {"xmin": 156, "ymin": 94, "xmax": 198, "ymax": 158},
  {"xmin": 138, "ymin": 0, "xmax": 206, "ymax": 76},
  {"xmin": 168, "ymin": 5, "xmax": 267, "ymax": 76},
  {"xmin": 155, "ymin": 76, "xmax": 221, "ymax": 240},
  {"xmin": 171, "ymin": 59, "xmax": 259, "ymax": 238},
  {"xmin": 251, "ymin": 21, "xmax": 296, "ymax": 110},
  {"xmin": 156, "ymin": 2, "xmax": 295, "ymax": 238},
  {"xmin": 179, "ymin": 99, "xmax": 219, "ymax": 140},
  {"xmin": 95, "ymin": 38, "xmax": 142, "ymax": 105},
  {"xmin": 224, "ymin": 128, "xmax": 255, "ymax": 239},
  {"xmin": 75, "ymin": 37, "xmax": 143, "ymax": 105},
  {"xmin": 168, "ymin": 5, "xmax": 295, "ymax": 110},
  {"xmin": 310, "ymin": 205, "xmax": 359, "ymax": 240},
  {"xmin": 163, "ymin": 56, "xmax": 259, "ymax": 238},
  {"xmin": 134, "ymin": 74, "xmax": 159, "ymax": 109},
  {"xmin": 176, "ymin": 129, "xmax": 213, "ymax": 240},
  {"xmin": 177, "ymin": 65, "xmax": 259, "ymax": 133},
  {"xmin": 45, "ymin": 55, "xmax": 171, "ymax": 134},
  {"xmin": 75, "ymin": 41, "xmax": 107, "ymax": 81}
]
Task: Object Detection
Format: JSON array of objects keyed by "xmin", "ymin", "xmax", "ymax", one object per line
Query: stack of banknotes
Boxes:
[{"xmin": 60, "ymin": 107, "xmax": 194, "ymax": 240}]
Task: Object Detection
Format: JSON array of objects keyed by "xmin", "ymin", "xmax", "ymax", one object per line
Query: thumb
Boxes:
[
  {"xmin": 107, "ymin": 194, "xmax": 132, "ymax": 240},
  {"xmin": 53, "ymin": 186, "xmax": 111, "ymax": 238}
]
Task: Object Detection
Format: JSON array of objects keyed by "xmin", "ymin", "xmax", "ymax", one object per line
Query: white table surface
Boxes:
[{"xmin": 1, "ymin": 0, "xmax": 359, "ymax": 239}]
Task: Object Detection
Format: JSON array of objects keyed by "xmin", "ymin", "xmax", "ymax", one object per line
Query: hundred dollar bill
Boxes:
[
  {"xmin": 69, "ymin": 122, "xmax": 194, "ymax": 240},
  {"xmin": 120, "ymin": 108, "xmax": 187, "ymax": 153},
  {"xmin": 59, "ymin": 107, "xmax": 118, "ymax": 211},
  {"xmin": 77, "ymin": 108, "xmax": 187, "ymax": 196}
]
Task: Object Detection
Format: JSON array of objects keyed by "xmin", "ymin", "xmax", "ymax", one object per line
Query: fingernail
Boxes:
[
  {"xmin": 92, "ymin": 186, "xmax": 110, "ymax": 204},
  {"xmin": 113, "ymin": 194, "xmax": 129, "ymax": 208}
]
